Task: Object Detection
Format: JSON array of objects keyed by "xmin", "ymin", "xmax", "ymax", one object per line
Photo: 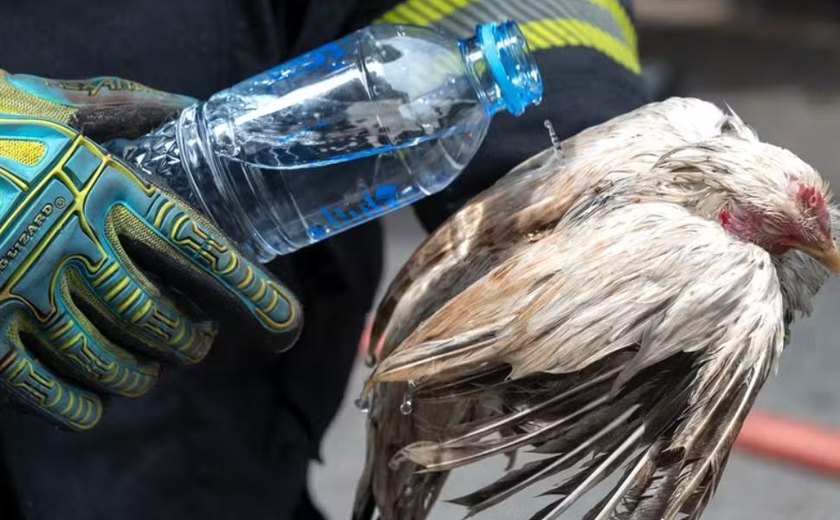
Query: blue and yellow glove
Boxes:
[{"xmin": 0, "ymin": 71, "xmax": 302, "ymax": 430}]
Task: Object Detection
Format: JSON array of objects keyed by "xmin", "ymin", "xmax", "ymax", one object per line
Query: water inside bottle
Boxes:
[
  {"xmin": 215, "ymin": 93, "xmax": 489, "ymax": 252},
  {"xmin": 254, "ymin": 139, "xmax": 451, "ymax": 250},
  {"xmin": 213, "ymin": 85, "xmax": 483, "ymax": 170}
]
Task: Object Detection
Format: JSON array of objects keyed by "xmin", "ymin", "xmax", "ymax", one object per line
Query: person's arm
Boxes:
[{"xmin": 373, "ymin": 0, "xmax": 650, "ymax": 230}]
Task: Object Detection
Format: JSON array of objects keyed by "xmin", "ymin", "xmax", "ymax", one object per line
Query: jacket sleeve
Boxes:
[{"xmin": 372, "ymin": 0, "xmax": 651, "ymax": 231}]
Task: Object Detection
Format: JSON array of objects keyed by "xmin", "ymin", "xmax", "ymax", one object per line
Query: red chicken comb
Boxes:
[
  {"xmin": 795, "ymin": 181, "xmax": 826, "ymax": 211},
  {"xmin": 793, "ymin": 180, "xmax": 830, "ymax": 232}
]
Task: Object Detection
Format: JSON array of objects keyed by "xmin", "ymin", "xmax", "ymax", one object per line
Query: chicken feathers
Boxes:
[{"xmin": 353, "ymin": 98, "xmax": 835, "ymax": 520}]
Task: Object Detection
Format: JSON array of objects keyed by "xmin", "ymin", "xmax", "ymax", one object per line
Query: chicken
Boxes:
[{"xmin": 352, "ymin": 98, "xmax": 840, "ymax": 520}]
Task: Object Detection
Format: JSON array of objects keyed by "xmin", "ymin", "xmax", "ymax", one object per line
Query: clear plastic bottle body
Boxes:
[
  {"xmin": 121, "ymin": 22, "xmax": 542, "ymax": 261},
  {"xmin": 205, "ymin": 24, "xmax": 496, "ymax": 170}
]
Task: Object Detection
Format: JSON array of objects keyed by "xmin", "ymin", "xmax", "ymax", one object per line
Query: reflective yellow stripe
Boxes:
[
  {"xmin": 520, "ymin": 25, "xmax": 549, "ymax": 49},
  {"xmin": 251, "ymin": 279, "xmax": 268, "ymax": 302},
  {"xmin": 379, "ymin": 11, "xmax": 403, "ymax": 23},
  {"xmin": 409, "ymin": 0, "xmax": 444, "ymax": 20},
  {"xmin": 170, "ymin": 320, "xmax": 187, "ymax": 345},
  {"xmin": 376, "ymin": 0, "xmax": 474, "ymax": 25},
  {"xmin": 586, "ymin": 0, "xmax": 637, "ymax": 49},
  {"xmin": 550, "ymin": 18, "xmax": 581, "ymax": 46},
  {"xmin": 521, "ymin": 18, "xmax": 640, "ymax": 74},
  {"xmin": 426, "ymin": 0, "xmax": 455, "ymax": 14},
  {"xmin": 376, "ymin": 0, "xmax": 640, "ymax": 75},
  {"xmin": 391, "ymin": 4, "xmax": 426, "ymax": 25}
]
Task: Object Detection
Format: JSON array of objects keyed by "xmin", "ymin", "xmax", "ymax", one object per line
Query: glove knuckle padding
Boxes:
[
  {"xmin": 99, "ymin": 211, "xmax": 215, "ymax": 363},
  {"xmin": 0, "ymin": 115, "xmax": 300, "ymax": 428},
  {"xmin": 0, "ymin": 70, "xmax": 196, "ymax": 141},
  {"xmin": 36, "ymin": 268, "xmax": 160, "ymax": 396},
  {"xmin": 108, "ymin": 196, "xmax": 303, "ymax": 351},
  {"xmin": 0, "ymin": 309, "xmax": 102, "ymax": 430}
]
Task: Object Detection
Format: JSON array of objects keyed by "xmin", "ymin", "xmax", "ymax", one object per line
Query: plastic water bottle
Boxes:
[{"xmin": 119, "ymin": 21, "xmax": 543, "ymax": 262}]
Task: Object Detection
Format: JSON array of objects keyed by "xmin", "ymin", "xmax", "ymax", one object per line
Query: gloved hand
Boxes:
[{"xmin": 0, "ymin": 71, "xmax": 302, "ymax": 430}]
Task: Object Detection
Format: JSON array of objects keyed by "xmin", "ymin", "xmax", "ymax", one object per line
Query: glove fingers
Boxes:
[
  {"xmin": 31, "ymin": 268, "xmax": 161, "ymax": 397},
  {"xmin": 111, "ymin": 201, "xmax": 302, "ymax": 352},
  {"xmin": 0, "ymin": 310, "xmax": 102, "ymax": 430},
  {"xmin": 76, "ymin": 252, "xmax": 215, "ymax": 364}
]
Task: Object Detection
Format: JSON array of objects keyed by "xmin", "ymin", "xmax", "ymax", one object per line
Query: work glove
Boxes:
[{"xmin": 0, "ymin": 71, "xmax": 302, "ymax": 430}]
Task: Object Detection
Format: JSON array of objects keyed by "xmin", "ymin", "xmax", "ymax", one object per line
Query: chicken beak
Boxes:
[{"xmin": 800, "ymin": 242, "xmax": 840, "ymax": 274}]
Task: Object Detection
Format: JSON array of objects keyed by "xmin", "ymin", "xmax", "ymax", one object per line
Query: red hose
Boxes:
[
  {"xmin": 736, "ymin": 410, "xmax": 840, "ymax": 477},
  {"xmin": 358, "ymin": 313, "xmax": 373, "ymax": 357}
]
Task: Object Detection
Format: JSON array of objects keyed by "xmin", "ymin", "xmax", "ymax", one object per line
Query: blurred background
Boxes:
[{"xmin": 313, "ymin": 1, "xmax": 840, "ymax": 518}]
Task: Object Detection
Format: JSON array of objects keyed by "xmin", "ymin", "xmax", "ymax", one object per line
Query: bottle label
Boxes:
[{"xmin": 306, "ymin": 183, "xmax": 418, "ymax": 240}]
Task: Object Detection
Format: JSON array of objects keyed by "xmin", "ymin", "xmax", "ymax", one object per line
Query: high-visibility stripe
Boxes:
[
  {"xmin": 426, "ymin": 0, "xmax": 455, "ymax": 12},
  {"xmin": 377, "ymin": 0, "xmax": 475, "ymax": 25},
  {"xmin": 552, "ymin": 18, "xmax": 581, "ymax": 46},
  {"xmin": 375, "ymin": 0, "xmax": 640, "ymax": 74},
  {"xmin": 586, "ymin": 0, "xmax": 637, "ymax": 50},
  {"xmin": 410, "ymin": 0, "xmax": 445, "ymax": 21},
  {"xmin": 520, "ymin": 18, "xmax": 640, "ymax": 73},
  {"xmin": 520, "ymin": 23, "xmax": 552, "ymax": 49},
  {"xmin": 385, "ymin": 4, "xmax": 423, "ymax": 25}
]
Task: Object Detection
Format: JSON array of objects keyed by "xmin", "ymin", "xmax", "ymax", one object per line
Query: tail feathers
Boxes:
[
  {"xmin": 580, "ymin": 440, "xmax": 664, "ymax": 520},
  {"xmin": 384, "ymin": 469, "xmax": 449, "ymax": 520},
  {"xmin": 415, "ymin": 355, "xmax": 701, "ymax": 519},
  {"xmin": 352, "ymin": 428, "xmax": 377, "ymax": 520},
  {"xmin": 365, "ymin": 352, "xmax": 771, "ymax": 520},
  {"xmin": 403, "ymin": 363, "xmax": 637, "ymax": 473},
  {"xmin": 662, "ymin": 368, "xmax": 764, "ymax": 518},
  {"xmin": 355, "ymin": 380, "xmax": 472, "ymax": 520},
  {"xmin": 360, "ymin": 462, "xmax": 449, "ymax": 520},
  {"xmin": 446, "ymin": 367, "xmax": 622, "ymax": 446},
  {"xmin": 523, "ymin": 374, "xmax": 692, "ymax": 520},
  {"xmin": 404, "ymin": 394, "xmax": 612, "ymax": 473},
  {"xmin": 581, "ymin": 365, "xmax": 766, "ymax": 520},
  {"xmin": 624, "ymin": 451, "xmax": 685, "ymax": 520},
  {"xmin": 531, "ymin": 425, "xmax": 646, "ymax": 519},
  {"xmin": 451, "ymin": 404, "xmax": 642, "ymax": 517},
  {"xmin": 412, "ymin": 366, "xmax": 511, "ymax": 406},
  {"xmin": 351, "ymin": 488, "xmax": 376, "ymax": 520}
]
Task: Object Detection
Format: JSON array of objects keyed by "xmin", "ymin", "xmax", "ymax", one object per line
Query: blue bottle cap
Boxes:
[{"xmin": 476, "ymin": 21, "xmax": 543, "ymax": 116}]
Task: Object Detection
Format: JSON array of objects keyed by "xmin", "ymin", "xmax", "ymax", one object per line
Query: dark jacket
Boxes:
[{"xmin": 0, "ymin": 1, "xmax": 648, "ymax": 518}]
